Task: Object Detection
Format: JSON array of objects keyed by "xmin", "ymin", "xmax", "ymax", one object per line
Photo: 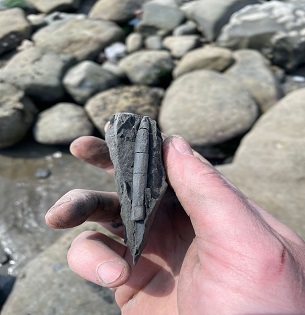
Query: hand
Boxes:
[{"xmin": 46, "ymin": 135, "xmax": 305, "ymax": 314}]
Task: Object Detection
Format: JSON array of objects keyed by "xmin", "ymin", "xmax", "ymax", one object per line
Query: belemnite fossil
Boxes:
[{"xmin": 105, "ymin": 113, "xmax": 168, "ymax": 264}]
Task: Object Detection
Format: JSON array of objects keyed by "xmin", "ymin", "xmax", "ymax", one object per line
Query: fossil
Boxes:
[{"xmin": 105, "ymin": 113, "xmax": 167, "ymax": 264}]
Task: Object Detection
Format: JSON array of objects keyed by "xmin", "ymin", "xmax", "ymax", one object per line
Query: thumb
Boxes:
[{"xmin": 163, "ymin": 136, "xmax": 273, "ymax": 249}]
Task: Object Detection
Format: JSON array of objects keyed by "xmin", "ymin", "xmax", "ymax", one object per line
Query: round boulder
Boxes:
[
  {"xmin": 159, "ymin": 70, "xmax": 259, "ymax": 145},
  {"xmin": 85, "ymin": 85, "xmax": 163, "ymax": 136},
  {"xmin": 33, "ymin": 103, "xmax": 94, "ymax": 145},
  {"xmin": 0, "ymin": 83, "xmax": 37, "ymax": 149}
]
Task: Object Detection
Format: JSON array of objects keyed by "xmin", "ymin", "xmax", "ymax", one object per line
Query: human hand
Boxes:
[{"xmin": 46, "ymin": 135, "xmax": 305, "ymax": 314}]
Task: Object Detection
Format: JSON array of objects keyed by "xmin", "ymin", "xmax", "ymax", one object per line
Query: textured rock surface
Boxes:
[
  {"xmin": 85, "ymin": 85, "xmax": 163, "ymax": 136},
  {"xmin": 27, "ymin": 0, "xmax": 81, "ymax": 13},
  {"xmin": 89, "ymin": 0, "xmax": 142, "ymax": 23},
  {"xmin": 0, "ymin": 47, "xmax": 74, "ymax": 103},
  {"xmin": 105, "ymin": 113, "xmax": 167, "ymax": 263},
  {"xmin": 218, "ymin": 88, "xmax": 305, "ymax": 239},
  {"xmin": 1, "ymin": 223, "xmax": 120, "ymax": 315},
  {"xmin": 63, "ymin": 61, "xmax": 119, "ymax": 104},
  {"xmin": 126, "ymin": 32, "xmax": 143, "ymax": 53},
  {"xmin": 0, "ymin": 8, "xmax": 31, "ymax": 56},
  {"xmin": 181, "ymin": 0, "xmax": 259, "ymax": 41},
  {"xmin": 33, "ymin": 103, "xmax": 94, "ymax": 145},
  {"xmin": 217, "ymin": 1, "xmax": 305, "ymax": 70},
  {"xmin": 119, "ymin": 50, "xmax": 174, "ymax": 85},
  {"xmin": 159, "ymin": 70, "xmax": 258, "ymax": 145},
  {"xmin": 33, "ymin": 17, "xmax": 123, "ymax": 61},
  {"xmin": 225, "ymin": 49, "xmax": 282, "ymax": 112},
  {"xmin": 0, "ymin": 83, "xmax": 37, "ymax": 149},
  {"xmin": 173, "ymin": 45, "xmax": 234, "ymax": 78}
]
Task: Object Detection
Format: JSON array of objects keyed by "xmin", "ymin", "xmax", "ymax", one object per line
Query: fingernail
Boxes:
[
  {"xmin": 97, "ymin": 261, "xmax": 124, "ymax": 285},
  {"xmin": 171, "ymin": 136, "xmax": 193, "ymax": 155}
]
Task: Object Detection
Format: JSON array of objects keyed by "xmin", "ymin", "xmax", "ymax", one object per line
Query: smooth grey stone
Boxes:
[
  {"xmin": 1, "ymin": 223, "xmax": 120, "ymax": 315},
  {"xmin": 0, "ymin": 8, "xmax": 31, "ymax": 56},
  {"xmin": 225, "ymin": 49, "xmax": 282, "ymax": 112},
  {"xmin": 0, "ymin": 46, "xmax": 74, "ymax": 103},
  {"xmin": 137, "ymin": 0, "xmax": 185, "ymax": 33},
  {"xmin": 89, "ymin": 0, "xmax": 143, "ymax": 23},
  {"xmin": 34, "ymin": 168, "xmax": 51, "ymax": 179},
  {"xmin": 144, "ymin": 35, "xmax": 163, "ymax": 50},
  {"xmin": 159, "ymin": 70, "xmax": 259, "ymax": 146},
  {"xmin": 104, "ymin": 42, "xmax": 127, "ymax": 62},
  {"xmin": 162, "ymin": 35, "xmax": 200, "ymax": 58},
  {"xmin": 33, "ymin": 103, "xmax": 94, "ymax": 145},
  {"xmin": 0, "ymin": 83, "xmax": 37, "ymax": 149},
  {"xmin": 85, "ymin": 85, "xmax": 163, "ymax": 136},
  {"xmin": 101, "ymin": 61, "xmax": 126, "ymax": 78},
  {"xmin": 181, "ymin": 0, "xmax": 259, "ymax": 41},
  {"xmin": 126, "ymin": 32, "xmax": 143, "ymax": 53},
  {"xmin": 119, "ymin": 50, "xmax": 174, "ymax": 85},
  {"xmin": 173, "ymin": 45, "xmax": 234, "ymax": 78},
  {"xmin": 217, "ymin": 1, "xmax": 305, "ymax": 70},
  {"xmin": 105, "ymin": 113, "xmax": 167, "ymax": 263},
  {"xmin": 173, "ymin": 20, "xmax": 198, "ymax": 36},
  {"xmin": 63, "ymin": 61, "xmax": 119, "ymax": 104},
  {"xmin": 44, "ymin": 11, "xmax": 86, "ymax": 24},
  {"xmin": 218, "ymin": 88, "xmax": 305, "ymax": 240},
  {"xmin": 27, "ymin": 0, "xmax": 81, "ymax": 13},
  {"xmin": 33, "ymin": 17, "xmax": 124, "ymax": 61}
]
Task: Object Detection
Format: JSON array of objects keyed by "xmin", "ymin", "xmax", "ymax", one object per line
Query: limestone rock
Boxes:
[
  {"xmin": 33, "ymin": 17, "xmax": 123, "ymax": 61},
  {"xmin": 33, "ymin": 103, "xmax": 94, "ymax": 145},
  {"xmin": 181, "ymin": 0, "xmax": 259, "ymax": 41},
  {"xmin": 105, "ymin": 113, "xmax": 167, "ymax": 263},
  {"xmin": 85, "ymin": 85, "xmax": 163, "ymax": 136},
  {"xmin": 144, "ymin": 35, "xmax": 163, "ymax": 50},
  {"xmin": 217, "ymin": 1, "xmax": 305, "ymax": 70},
  {"xmin": 1, "ymin": 223, "xmax": 120, "ymax": 315},
  {"xmin": 63, "ymin": 61, "xmax": 119, "ymax": 104},
  {"xmin": 0, "ymin": 83, "xmax": 37, "ymax": 149},
  {"xmin": 119, "ymin": 51, "xmax": 174, "ymax": 85},
  {"xmin": 0, "ymin": 47, "xmax": 74, "ymax": 103},
  {"xmin": 27, "ymin": 0, "xmax": 81, "ymax": 13},
  {"xmin": 218, "ymin": 88, "xmax": 305, "ymax": 239},
  {"xmin": 137, "ymin": 0, "xmax": 185, "ymax": 34},
  {"xmin": 0, "ymin": 8, "xmax": 31, "ymax": 56},
  {"xmin": 162, "ymin": 35, "xmax": 200, "ymax": 58},
  {"xmin": 225, "ymin": 49, "xmax": 282, "ymax": 112},
  {"xmin": 159, "ymin": 70, "xmax": 259, "ymax": 146},
  {"xmin": 89, "ymin": 0, "xmax": 142, "ymax": 23},
  {"xmin": 173, "ymin": 45, "xmax": 234, "ymax": 78}
]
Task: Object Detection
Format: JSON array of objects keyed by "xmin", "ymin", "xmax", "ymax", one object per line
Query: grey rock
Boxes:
[
  {"xmin": 119, "ymin": 51, "xmax": 174, "ymax": 85},
  {"xmin": 26, "ymin": 13, "xmax": 47, "ymax": 30},
  {"xmin": 162, "ymin": 35, "xmax": 200, "ymax": 58},
  {"xmin": 137, "ymin": 0, "xmax": 185, "ymax": 33},
  {"xmin": 63, "ymin": 61, "xmax": 119, "ymax": 104},
  {"xmin": 44, "ymin": 11, "xmax": 86, "ymax": 24},
  {"xmin": 144, "ymin": 35, "xmax": 163, "ymax": 50},
  {"xmin": 1, "ymin": 223, "xmax": 120, "ymax": 315},
  {"xmin": 218, "ymin": 88, "xmax": 305, "ymax": 240},
  {"xmin": 217, "ymin": 1, "xmax": 305, "ymax": 70},
  {"xmin": 27, "ymin": 0, "xmax": 81, "ymax": 13},
  {"xmin": 282, "ymin": 72, "xmax": 305, "ymax": 95},
  {"xmin": 105, "ymin": 113, "xmax": 167, "ymax": 263},
  {"xmin": 33, "ymin": 17, "xmax": 123, "ymax": 61},
  {"xmin": 0, "ymin": 47, "xmax": 74, "ymax": 103},
  {"xmin": 173, "ymin": 45, "xmax": 234, "ymax": 78},
  {"xmin": 0, "ymin": 83, "xmax": 37, "ymax": 149},
  {"xmin": 181, "ymin": 0, "xmax": 259, "ymax": 41},
  {"xmin": 89, "ymin": 0, "xmax": 142, "ymax": 23},
  {"xmin": 159, "ymin": 70, "xmax": 259, "ymax": 146},
  {"xmin": 0, "ymin": 141, "xmax": 115, "ymax": 275},
  {"xmin": 225, "ymin": 49, "xmax": 282, "ymax": 112},
  {"xmin": 85, "ymin": 85, "xmax": 163, "ymax": 136},
  {"xmin": 173, "ymin": 20, "xmax": 198, "ymax": 36},
  {"xmin": 33, "ymin": 103, "xmax": 94, "ymax": 145},
  {"xmin": 0, "ymin": 8, "xmax": 31, "ymax": 56},
  {"xmin": 101, "ymin": 61, "xmax": 126, "ymax": 79},
  {"xmin": 104, "ymin": 42, "xmax": 127, "ymax": 62},
  {"xmin": 126, "ymin": 32, "xmax": 143, "ymax": 53}
]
